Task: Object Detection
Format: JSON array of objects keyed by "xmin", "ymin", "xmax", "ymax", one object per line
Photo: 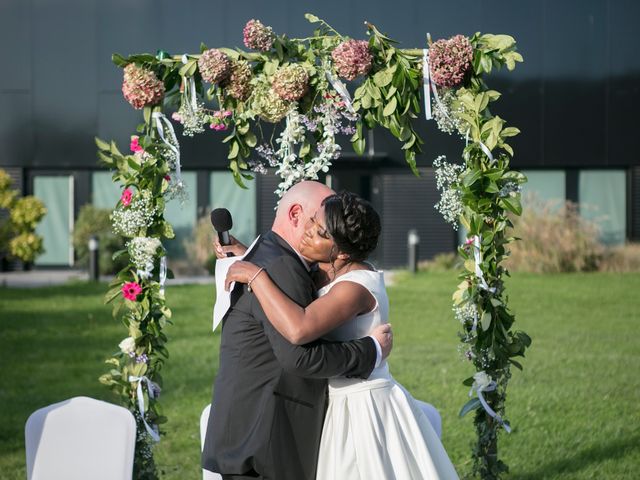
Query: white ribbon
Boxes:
[
  {"xmin": 465, "ymin": 129, "xmax": 494, "ymax": 163},
  {"xmin": 469, "ymin": 381, "xmax": 512, "ymax": 433},
  {"xmin": 423, "ymin": 44, "xmax": 453, "ymax": 124},
  {"xmin": 472, "ymin": 235, "xmax": 497, "ymax": 293},
  {"xmin": 422, "ymin": 49, "xmax": 432, "ymax": 120},
  {"xmin": 325, "ymin": 69, "xmax": 355, "ymax": 114},
  {"xmin": 152, "ymin": 112, "xmax": 183, "ymax": 182},
  {"xmin": 128, "ymin": 375, "xmax": 161, "ymax": 442},
  {"xmin": 181, "ymin": 54, "xmax": 198, "ymax": 111},
  {"xmin": 159, "ymin": 256, "xmax": 167, "ymax": 296}
]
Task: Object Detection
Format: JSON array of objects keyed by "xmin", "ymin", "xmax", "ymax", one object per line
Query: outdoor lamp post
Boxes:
[
  {"xmin": 408, "ymin": 229, "xmax": 420, "ymax": 274},
  {"xmin": 88, "ymin": 235, "xmax": 99, "ymax": 282}
]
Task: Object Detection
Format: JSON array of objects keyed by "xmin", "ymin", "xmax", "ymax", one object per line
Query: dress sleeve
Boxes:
[{"xmin": 252, "ymin": 255, "xmax": 377, "ymax": 379}]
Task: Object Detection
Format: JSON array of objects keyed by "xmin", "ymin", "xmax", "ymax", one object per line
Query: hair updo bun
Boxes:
[{"xmin": 322, "ymin": 191, "xmax": 381, "ymax": 263}]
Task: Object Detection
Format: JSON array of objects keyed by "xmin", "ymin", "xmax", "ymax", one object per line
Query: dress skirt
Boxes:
[{"xmin": 316, "ymin": 368, "xmax": 459, "ymax": 480}]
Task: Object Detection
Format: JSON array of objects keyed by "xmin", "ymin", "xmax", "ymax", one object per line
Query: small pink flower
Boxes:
[
  {"xmin": 213, "ymin": 111, "xmax": 223, "ymax": 119},
  {"xmin": 122, "ymin": 282, "xmax": 142, "ymax": 301},
  {"xmin": 210, "ymin": 123, "xmax": 228, "ymax": 131},
  {"xmin": 465, "ymin": 237, "xmax": 474, "ymax": 245},
  {"xmin": 120, "ymin": 188, "xmax": 133, "ymax": 207},
  {"xmin": 130, "ymin": 136, "xmax": 144, "ymax": 153},
  {"xmin": 222, "ymin": 110, "xmax": 233, "ymax": 118},
  {"xmin": 171, "ymin": 112, "xmax": 183, "ymax": 123}
]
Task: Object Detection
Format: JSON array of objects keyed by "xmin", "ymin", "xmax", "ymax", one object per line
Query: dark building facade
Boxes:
[{"xmin": 1, "ymin": 0, "xmax": 638, "ymax": 268}]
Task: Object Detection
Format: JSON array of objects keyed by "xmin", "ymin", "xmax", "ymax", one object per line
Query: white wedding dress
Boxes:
[{"xmin": 315, "ymin": 269, "xmax": 459, "ymax": 480}]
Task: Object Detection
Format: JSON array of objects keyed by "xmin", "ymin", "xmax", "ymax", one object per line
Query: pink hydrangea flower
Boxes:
[
  {"xmin": 272, "ymin": 64, "xmax": 309, "ymax": 101},
  {"xmin": 122, "ymin": 282, "xmax": 142, "ymax": 301},
  {"xmin": 243, "ymin": 19, "xmax": 274, "ymax": 51},
  {"xmin": 428, "ymin": 35, "xmax": 473, "ymax": 88},
  {"xmin": 130, "ymin": 136, "xmax": 144, "ymax": 153},
  {"xmin": 120, "ymin": 188, "xmax": 133, "ymax": 207},
  {"xmin": 331, "ymin": 40, "xmax": 373, "ymax": 81},
  {"xmin": 121, "ymin": 63, "xmax": 165, "ymax": 110},
  {"xmin": 198, "ymin": 49, "xmax": 232, "ymax": 84},
  {"xmin": 222, "ymin": 60, "xmax": 253, "ymax": 101}
]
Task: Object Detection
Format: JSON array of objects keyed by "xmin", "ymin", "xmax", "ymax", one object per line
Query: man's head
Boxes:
[{"xmin": 272, "ymin": 181, "xmax": 334, "ymax": 256}]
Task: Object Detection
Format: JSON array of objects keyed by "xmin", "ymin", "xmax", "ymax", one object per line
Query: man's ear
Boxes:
[{"xmin": 288, "ymin": 204, "xmax": 304, "ymax": 227}]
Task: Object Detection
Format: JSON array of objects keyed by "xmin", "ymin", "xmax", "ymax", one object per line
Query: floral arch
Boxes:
[{"xmin": 97, "ymin": 14, "xmax": 531, "ymax": 479}]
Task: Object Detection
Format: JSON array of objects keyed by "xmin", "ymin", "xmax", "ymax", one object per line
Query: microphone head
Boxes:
[{"xmin": 210, "ymin": 208, "xmax": 233, "ymax": 232}]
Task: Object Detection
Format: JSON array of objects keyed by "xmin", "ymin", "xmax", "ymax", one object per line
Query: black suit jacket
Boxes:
[{"xmin": 202, "ymin": 231, "xmax": 377, "ymax": 479}]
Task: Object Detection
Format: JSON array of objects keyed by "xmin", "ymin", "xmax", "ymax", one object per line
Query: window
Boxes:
[
  {"xmin": 210, "ymin": 172, "xmax": 256, "ymax": 245},
  {"xmin": 521, "ymin": 170, "xmax": 566, "ymax": 208},
  {"xmin": 34, "ymin": 176, "xmax": 73, "ymax": 266},
  {"xmin": 579, "ymin": 170, "xmax": 627, "ymax": 245},
  {"xmin": 92, "ymin": 170, "xmax": 198, "ymax": 258}
]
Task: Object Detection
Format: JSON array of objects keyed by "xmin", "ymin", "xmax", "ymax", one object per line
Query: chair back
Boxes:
[{"xmin": 25, "ymin": 396, "xmax": 135, "ymax": 480}]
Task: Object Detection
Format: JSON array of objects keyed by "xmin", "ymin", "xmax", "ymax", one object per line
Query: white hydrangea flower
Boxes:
[
  {"xmin": 127, "ymin": 236, "xmax": 163, "ymax": 278},
  {"xmin": 433, "ymin": 155, "xmax": 464, "ymax": 228},
  {"xmin": 473, "ymin": 371, "xmax": 493, "ymax": 390},
  {"xmin": 118, "ymin": 336, "xmax": 136, "ymax": 354}
]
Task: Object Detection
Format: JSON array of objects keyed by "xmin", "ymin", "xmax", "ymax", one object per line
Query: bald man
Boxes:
[{"xmin": 202, "ymin": 182, "xmax": 389, "ymax": 480}]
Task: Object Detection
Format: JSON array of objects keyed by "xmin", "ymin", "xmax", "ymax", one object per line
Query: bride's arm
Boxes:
[{"xmin": 225, "ymin": 261, "xmax": 375, "ymax": 344}]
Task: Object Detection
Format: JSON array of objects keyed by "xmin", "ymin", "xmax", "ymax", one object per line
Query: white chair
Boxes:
[
  {"xmin": 200, "ymin": 404, "xmax": 223, "ymax": 480},
  {"xmin": 415, "ymin": 399, "xmax": 442, "ymax": 439},
  {"xmin": 25, "ymin": 396, "xmax": 136, "ymax": 480}
]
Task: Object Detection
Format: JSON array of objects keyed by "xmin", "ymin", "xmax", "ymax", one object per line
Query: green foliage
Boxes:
[
  {"xmin": 0, "ymin": 169, "xmax": 47, "ymax": 263},
  {"xmin": 96, "ymin": 132, "xmax": 177, "ymax": 478},
  {"xmin": 72, "ymin": 204, "xmax": 128, "ymax": 275}
]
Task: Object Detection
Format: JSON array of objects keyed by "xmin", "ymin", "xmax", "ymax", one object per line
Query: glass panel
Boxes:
[
  {"xmin": 579, "ymin": 170, "xmax": 627, "ymax": 245},
  {"xmin": 210, "ymin": 172, "xmax": 256, "ymax": 245},
  {"xmin": 92, "ymin": 171, "xmax": 121, "ymax": 209},
  {"xmin": 164, "ymin": 172, "xmax": 197, "ymax": 258},
  {"xmin": 34, "ymin": 176, "xmax": 72, "ymax": 265},
  {"xmin": 521, "ymin": 170, "xmax": 566, "ymax": 208}
]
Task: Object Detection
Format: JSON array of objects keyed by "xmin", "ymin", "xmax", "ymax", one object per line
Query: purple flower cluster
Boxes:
[
  {"xmin": 300, "ymin": 115, "xmax": 318, "ymax": 132},
  {"xmin": 428, "ymin": 35, "xmax": 473, "ymax": 88},
  {"xmin": 331, "ymin": 40, "xmax": 373, "ymax": 81},
  {"xmin": 223, "ymin": 61, "xmax": 253, "ymax": 101},
  {"xmin": 128, "ymin": 351, "xmax": 149, "ymax": 364},
  {"xmin": 122, "ymin": 63, "xmax": 165, "ymax": 110},
  {"xmin": 249, "ymin": 144, "xmax": 280, "ymax": 175},
  {"xmin": 198, "ymin": 49, "xmax": 232, "ymax": 84},
  {"xmin": 272, "ymin": 64, "xmax": 309, "ymax": 101},
  {"xmin": 243, "ymin": 19, "xmax": 274, "ymax": 52},
  {"xmin": 313, "ymin": 93, "xmax": 359, "ymax": 135}
]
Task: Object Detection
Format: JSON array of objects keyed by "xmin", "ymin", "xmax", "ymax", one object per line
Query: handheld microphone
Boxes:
[{"xmin": 210, "ymin": 208, "xmax": 234, "ymax": 257}]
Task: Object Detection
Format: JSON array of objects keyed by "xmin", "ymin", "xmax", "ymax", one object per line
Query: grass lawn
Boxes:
[{"xmin": 1, "ymin": 272, "xmax": 639, "ymax": 479}]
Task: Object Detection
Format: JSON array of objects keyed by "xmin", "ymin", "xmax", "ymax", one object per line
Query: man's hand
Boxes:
[
  {"xmin": 371, "ymin": 323, "xmax": 393, "ymax": 359},
  {"xmin": 213, "ymin": 234, "xmax": 248, "ymax": 259}
]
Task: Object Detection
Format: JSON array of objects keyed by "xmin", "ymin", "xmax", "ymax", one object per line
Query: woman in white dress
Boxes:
[{"xmin": 224, "ymin": 191, "xmax": 459, "ymax": 480}]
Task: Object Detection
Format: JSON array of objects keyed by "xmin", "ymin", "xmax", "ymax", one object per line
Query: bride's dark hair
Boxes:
[{"xmin": 322, "ymin": 191, "xmax": 381, "ymax": 263}]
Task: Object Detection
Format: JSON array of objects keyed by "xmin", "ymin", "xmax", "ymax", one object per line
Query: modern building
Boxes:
[{"xmin": 1, "ymin": 0, "xmax": 638, "ymax": 269}]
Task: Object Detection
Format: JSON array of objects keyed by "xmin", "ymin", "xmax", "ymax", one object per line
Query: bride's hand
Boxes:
[
  {"xmin": 225, "ymin": 261, "xmax": 262, "ymax": 291},
  {"xmin": 371, "ymin": 323, "xmax": 393, "ymax": 359}
]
